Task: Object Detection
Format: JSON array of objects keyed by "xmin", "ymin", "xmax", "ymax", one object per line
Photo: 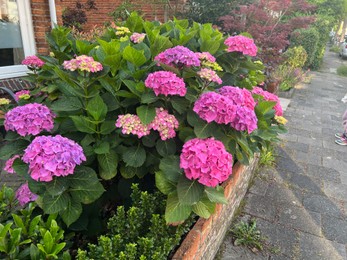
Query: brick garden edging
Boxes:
[{"xmin": 172, "ymin": 155, "xmax": 259, "ymax": 260}]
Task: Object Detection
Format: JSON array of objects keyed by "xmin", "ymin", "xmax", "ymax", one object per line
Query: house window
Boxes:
[{"xmin": 0, "ymin": 0, "xmax": 35, "ymax": 79}]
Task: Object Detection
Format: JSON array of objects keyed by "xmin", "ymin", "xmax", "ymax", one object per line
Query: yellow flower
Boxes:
[
  {"xmin": 202, "ymin": 61, "xmax": 223, "ymax": 71},
  {"xmin": 49, "ymin": 52, "xmax": 55, "ymax": 57},
  {"xmin": 0, "ymin": 98, "xmax": 10, "ymax": 105},
  {"xmin": 275, "ymin": 116, "xmax": 288, "ymax": 125}
]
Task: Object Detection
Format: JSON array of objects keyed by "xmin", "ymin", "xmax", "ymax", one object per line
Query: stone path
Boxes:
[{"xmin": 218, "ymin": 49, "xmax": 347, "ymax": 259}]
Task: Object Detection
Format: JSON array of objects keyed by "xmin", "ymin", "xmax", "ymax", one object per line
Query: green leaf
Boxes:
[
  {"xmin": 67, "ymin": 166, "xmax": 99, "ymax": 187},
  {"xmin": 42, "ymin": 192, "xmax": 70, "ymax": 214},
  {"xmin": 97, "ymin": 151, "xmax": 118, "ymax": 180},
  {"xmin": 60, "ymin": 197, "xmax": 82, "ymax": 227},
  {"xmin": 150, "ymin": 35, "xmax": 173, "ymax": 57},
  {"xmin": 94, "ymin": 142, "xmax": 110, "ymax": 154},
  {"xmin": 171, "ymin": 96, "xmax": 191, "ymax": 114},
  {"xmin": 119, "ymin": 165, "xmax": 140, "ymax": 179},
  {"xmin": 42, "ymin": 231, "xmax": 54, "ymax": 253},
  {"xmin": 70, "ymin": 116, "xmax": 96, "ymax": 134},
  {"xmin": 177, "ymin": 176, "xmax": 204, "ymax": 205},
  {"xmin": 100, "ymin": 121, "xmax": 116, "ymax": 135},
  {"xmin": 192, "ymin": 196, "xmax": 216, "ymax": 218},
  {"xmin": 159, "ymin": 156, "xmax": 182, "ymax": 183},
  {"xmin": 30, "ymin": 244, "xmax": 40, "ymax": 260},
  {"xmin": 0, "ymin": 140, "xmax": 28, "ymax": 160},
  {"xmin": 51, "ymin": 97, "xmax": 83, "ymax": 112},
  {"xmin": 136, "ymin": 105, "xmax": 156, "ymax": 125},
  {"xmin": 12, "ymin": 214, "xmax": 26, "ymax": 233},
  {"xmin": 156, "ymin": 139, "xmax": 176, "ymax": 157},
  {"xmin": 125, "ymin": 12, "xmax": 144, "ymax": 32},
  {"xmin": 165, "ymin": 191, "xmax": 192, "ymax": 224},
  {"xmin": 123, "ymin": 46, "xmax": 147, "ymax": 67},
  {"xmin": 99, "ymin": 77, "xmax": 121, "ymax": 98},
  {"xmin": 155, "ymin": 171, "xmax": 176, "ymax": 195},
  {"xmin": 122, "ymin": 79, "xmax": 141, "ymax": 97},
  {"xmin": 46, "ymin": 178, "xmax": 68, "ymax": 196},
  {"xmin": 255, "ymin": 100, "xmax": 276, "ymax": 115},
  {"xmin": 86, "ymin": 94, "xmax": 108, "ymax": 121},
  {"xmin": 205, "ymin": 186, "xmax": 227, "ymax": 204},
  {"xmin": 141, "ymin": 92, "xmax": 159, "ymax": 104},
  {"xmin": 12, "ymin": 159, "xmax": 29, "ymax": 177},
  {"xmin": 194, "ymin": 121, "xmax": 218, "ymax": 138},
  {"xmin": 122, "ymin": 145, "xmax": 146, "ymax": 167},
  {"xmin": 187, "ymin": 110, "xmax": 202, "ymax": 127}
]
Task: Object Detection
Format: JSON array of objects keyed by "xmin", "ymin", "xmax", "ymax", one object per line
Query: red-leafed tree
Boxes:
[{"xmin": 219, "ymin": 0, "xmax": 316, "ymax": 65}]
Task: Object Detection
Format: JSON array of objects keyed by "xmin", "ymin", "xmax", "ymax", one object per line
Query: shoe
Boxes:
[
  {"xmin": 335, "ymin": 132, "xmax": 347, "ymax": 139},
  {"xmin": 335, "ymin": 139, "xmax": 347, "ymax": 145}
]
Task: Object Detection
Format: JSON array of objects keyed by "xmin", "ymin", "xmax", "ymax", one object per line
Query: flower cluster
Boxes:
[
  {"xmin": 63, "ymin": 55, "xmax": 103, "ymax": 73},
  {"xmin": 4, "ymin": 103, "xmax": 55, "ymax": 136},
  {"xmin": 4, "ymin": 155, "xmax": 20, "ymax": 174},
  {"xmin": 21, "ymin": 55, "xmax": 45, "ymax": 69},
  {"xmin": 224, "ymin": 35, "xmax": 257, "ymax": 57},
  {"xmin": 144, "ymin": 71, "xmax": 186, "ymax": 96},
  {"xmin": 275, "ymin": 115, "xmax": 287, "ymax": 125},
  {"xmin": 0, "ymin": 98, "xmax": 10, "ymax": 105},
  {"xmin": 154, "ymin": 46, "xmax": 201, "ymax": 68},
  {"xmin": 116, "ymin": 114, "xmax": 150, "ymax": 138},
  {"xmin": 22, "ymin": 135, "xmax": 86, "ymax": 182},
  {"xmin": 180, "ymin": 138, "xmax": 233, "ymax": 187},
  {"xmin": 15, "ymin": 183, "xmax": 38, "ymax": 206},
  {"xmin": 130, "ymin": 33, "xmax": 146, "ymax": 43},
  {"xmin": 15, "ymin": 90, "xmax": 31, "ymax": 101},
  {"xmin": 115, "ymin": 26, "xmax": 130, "ymax": 36},
  {"xmin": 252, "ymin": 87, "xmax": 283, "ymax": 116},
  {"xmin": 197, "ymin": 52, "xmax": 216, "ymax": 63},
  {"xmin": 150, "ymin": 108, "xmax": 179, "ymax": 140},
  {"xmin": 193, "ymin": 92, "xmax": 236, "ymax": 124},
  {"xmin": 197, "ymin": 68, "xmax": 222, "ymax": 84},
  {"xmin": 218, "ymin": 86, "xmax": 256, "ymax": 110}
]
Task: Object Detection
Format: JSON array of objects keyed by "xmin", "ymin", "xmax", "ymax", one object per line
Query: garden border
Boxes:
[{"xmin": 172, "ymin": 155, "xmax": 259, "ymax": 260}]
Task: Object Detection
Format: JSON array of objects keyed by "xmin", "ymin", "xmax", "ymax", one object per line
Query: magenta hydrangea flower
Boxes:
[
  {"xmin": 14, "ymin": 90, "xmax": 30, "ymax": 101},
  {"xmin": 130, "ymin": 33, "xmax": 146, "ymax": 43},
  {"xmin": 15, "ymin": 183, "xmax": 38, "ymax": 206},
  {"xmin": 149, "ymin": 108, "xmax": 179, "ymax": 140},
  {"xmin": 224, "ymin": 35, "xmax": 257, "ymax": 57},
  {"xmin": 21, "ymin": 55, "xmax": 45, "ymax": 69},
  {"xmin": 144, "ymin": 71, "xmax": 186, "ymax": 96},
  {"xmin": 22, "ymin": 135, "xmax": 86, "ymax": 182},
  {"xmin": 4, "ymin": 155, "xmax": 20, "ymax": 174},
  {"xmin": 218, "ymin": 86, "xmax": 256, "ymax": 110},
  {"xmin": 115, "ymin": 114, "xmax": 150, "ymax": 138},
  {"xmin": 154, "ymin": 46, "xmax": 201, "ymax": 68},
  {"xmin": 4, "ymin": 103, "xmax": 55, "ymax": 137},
  {"xmin": 252, "ymin": 87, "xmax": 283, "ymax": 116},
  {"xmin": 180, "ymin": 137, "xmax": 233, "ymax": 187},
  {"xmin": 193, "ymin": 92, "xmax": 237, "ymax": 125},
  {"xmin": 197, "ymin": 52, "xmax": 216, "ymax": 63},
  {"xmin": 197, "ymin": 68, "xmax": 222, "ymax": 84},
  {"xmin": 63, "ymin": 55, "xmax": 103, "ymax": 73},
  {"xmin": 231, "ymin": 106, "xmax": 258, "ymax": 134}
]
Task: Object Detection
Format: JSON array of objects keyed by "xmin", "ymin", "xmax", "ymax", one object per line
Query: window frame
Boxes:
[{"xmin": 0, "ymin": 0, "xmax": 36, "ymax": 79}]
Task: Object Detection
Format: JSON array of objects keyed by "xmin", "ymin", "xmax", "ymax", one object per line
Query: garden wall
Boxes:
[{"xmin": 173, "ymin": 155, "xmax": 259, "ymax": 260}]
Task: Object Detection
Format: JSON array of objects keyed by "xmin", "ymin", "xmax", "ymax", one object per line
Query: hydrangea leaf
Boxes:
[
  {"xmin": 97, "ymin": 151, "xmax": 118, "ymax": 180},
  {"xmin": 120, "ymin": 165, "xmax": 138, "ymax": 179},
  {"xmin": 156, "ymin": 139, "xmax": 176, "ymax": 157},
  {"xmin": 70, "ymin": 181, "xmax": 105, "ymax": 204},
  {"xmin": 60, "ymin": 196, "xmax": 82, "ymax": 227},
  {"xmin": 165, "ymin": 191, "xmax": 192, "ymax": 224},
  {"xmin": 205, "ymin": 186, "xmax": 227, "ymax": 204},
  {"xmin": 177, "ymin": 176, "xmax": 204, "ymax": 205},
  {"xmin": 122, "ymin": 145, "xmax": 146, "ymax": 168},
  {"xmin": 94, "ymin": 142, "xmax": 110, "ymax": 155},
  {"xmin": 70, "ymin": 116, "xmax": 97, "ymax": 134},
  {"xmin": 100, "ymin": 121, "xmax": 116, "ymax": 135},
  {"xmin": 46, "ymin": 177, "xmax": 68, "ymax": 196},
  {"xmin": 159, "ymin": 156, "xmax": 181, "ymax": 183},
  {"xmin": 86, "ymin": 94, "xmax": 108, "ymax": 121},
  {"xmin": 192, "ymin": 196, "xmax": 216, "ymax": 218},
  {"xmin": 12, "ymin": 159, "xmax": 29, "ymax": 177},
  {"xmin": 136, "ymin": 105, "xmax": 156, "ymax": 125},
  {"xmin": 193, "ymin": 121, "xmax": 218, "ymax": 139},
  {"xmin": 42, "ymin": 192, "xmax": 70, "ymax": 214},
  {"xmin": 171, "ymin": 96, "xmax": 190, "ymax": 114},
  {"xmin": 140, "ymin": 92, "xmax": 159, "ymax": 104},
  {"xmin": 0, "ymin": 140, "xmax": 29, "ymax": 160},
  {"xmin": 50, "ymin": 97, "xmax": 83, "ymax": 112},
  {"xmin": 123, "ymin": 46, "xmax": 147, "ymax": 67},
  {"xmin": 155, "ymin": 171, "xmax": 176, "ymax": 195}
]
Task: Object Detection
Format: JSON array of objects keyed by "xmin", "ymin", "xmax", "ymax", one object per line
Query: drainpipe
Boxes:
[{"xmin": 48, "ymin": 0, "xmax": 57, "ymax": 28}]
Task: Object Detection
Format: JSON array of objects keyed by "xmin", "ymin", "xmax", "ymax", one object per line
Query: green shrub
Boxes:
[
  {"xmin": 337, "ymin": 65, "xmax": 347, "ymax": 77},
  {"xmin": 282, "ymin": 46, "xmax": 307, "ymax": 69},
  {"xmin": 329, "ymin": 45, "xmax": 340, "ymax": 53},
  {"xmin": 290, "ymin": 27, "xmax": 319, "ymax": 68},
  {"xmin": 77, "ymin": 184, "xmax": 193, "ymax": 259}
]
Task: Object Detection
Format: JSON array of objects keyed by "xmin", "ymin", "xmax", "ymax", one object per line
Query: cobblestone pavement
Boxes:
[{"xmin": 218, "ymin": 49, "xmax": 347, "ymax": 259}]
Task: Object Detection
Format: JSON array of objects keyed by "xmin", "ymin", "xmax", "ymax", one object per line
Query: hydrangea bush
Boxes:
[{"xmin": 0, "ymin": 13, "xmax": 286, "ymax": 227}]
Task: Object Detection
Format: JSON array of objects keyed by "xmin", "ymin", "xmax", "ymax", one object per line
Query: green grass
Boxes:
[
  {"xmin": 337, "ymin": 65, "xmax": 347, "ymax": 77},
  {"xmin": 329, "ymin": 45, "xmax": 340, "ymax": 53},
  {"xmin": 230, "ymin": 219, "xmax": 264, "ymax": 251},
  {"xmin": 259, "ymin": 145, "xmax": 276, "ymax": 167}
]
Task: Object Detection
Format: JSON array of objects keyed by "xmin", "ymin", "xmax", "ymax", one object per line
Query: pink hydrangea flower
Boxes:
[
  {"xmin": 14, "ymin": 90, "xmax": 31, "ymax": 101},
  {"xmin": 22, "ymin": 135, "xmax": 86, "ymax": 182},
  {"xmin": 21, "ymin": 55, "xmax": 45, "ymax": 69},
  {"xmin": 4, "ymin": 155, "xmax": 20, "ymax": 174},
  {"xmin": 144, "ymin": 71, "xmax": 186, "ymax": 96},
  {"xmin": 63, "ymin": 55, "xmax": 103, "ymax": 73},
  {"xmin": 218, "ymin": 86, "xmax": 256, "ymax": 110},
  {"xmin": 252, "ymin": 87, "xmax": 283, "ymax": 116},
  {"xmin": 154, "ymin": 46, "xmax": 201, "ymax": 68},
  {"xmin": 15, "ymin": 183, "xmax": 38, "ymax": 206},
  {"xmin": 197, "ymin": 68, "xmax": 222, "ymax": 84},
  {"xmin": 4, "ymin": 103, "xmax": 55, "ymax": 137},
  {"xmin": 116, "ymin": 114, "xmax": 150, "ymax": 138},
  {"xmin": 130, "ymin": 33, "xmax": 146, "ymax": 43},
  {"xmin": 231, "ymin": 106, "xmax": 258, "ymax": 134},
  {"xmin": 180, "ymin": 137, "xmax": 233, "ymax": 187},
  {"xmin": 224, "ymin": 35, "xmax": 257, "ymax": 57},
  {"xmin": 197, "ymin": 52, "xmax": 216, "ymax": 63},
  {"xmin": 149, "ymin": 108, "xmax": 179, "ymax": 140},
  {"xmin": 193, "ymin": 92, "xmax": 237, "ymax": 125}
]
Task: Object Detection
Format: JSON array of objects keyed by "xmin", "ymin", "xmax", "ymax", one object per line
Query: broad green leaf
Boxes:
[
  {"xmin": 97, "ymin": 151, "xmax": 118, "ymax": 180},
  {"xmin": 70, "ymin": 181, "xmax": 105, "ymax": 204},
  {"xmin": 0, "ymin": 140, "xmax": 29, "ymax": 160},
  {"xmin": 125, "ymin": 12, "xmax": 144, "ymax": 32},
  {"xmin": 120, "ymin": 165, "xmax": 142, "ymax": 179},
  {"xmin": 159, "ymin": 156, "xmax": 182, "ymax": 182},
  {"xmin": 43, "ymin": 231, "xmax": 54, "ymax": 253},
  {"xmin": 100, "ymin": 121, "xmax": 115, "ymax": 135},
  {"xmin": 192, "ymin": 197, "xmax": 216, "ymax": 219},
  {"xmin": 156, "ymin": 139, "xmax": 177, "ymax": 157},
  {"xmin": 194, "ymin": 121, "xmax": 218, "ymax": 138},
  {"xmin": 150, "ymin": 35, "xmax": 173, "ymax": 57},
  {"xmin": 187, "ymin": 110, "xmax": 202, "ymax": 127},
  {"xmin": 165, "ymin": 191, "xmax": 192, "ymax": 224},
  {"xmin": 101, "ymin": 92, "xmax": 120, "ymax": 111},
  {"xmin": 104, "ymin": 54, "xmax": 122, "ymax": 75},
  {"xmin": 123, "ymin": 46, "xmax": 147, "ymax": 67},
  {"xmin": 94, "ymin": 142, "xmax": 110, "ymax": 154},
  {"xmin": 205, "ymin": 186, "xmax": 227, "ymax": 204},
  {"xmin": 99, "ymin": 77, "xmax": 121, "ymax": 98},
  {"xmin": 136, "ymin": 105, "xmax": 156, "ymax": 125},
  {"xmin": 67, "ymin": 166, "xmax": 100, "ymax": 187},
  {"xmin": 70, "ymin": 116, "xmax": 96, "ymax": 134},
  {"xmin": 12, "ymin": 214, "xmax": 26, "ymax": 233},
  {"xmin": 51, "ymin": 97, "xmax": 83, "ymax": 112},
  {"xmin": 42, "ymin": 192, "xmax": 70, "ymax": 214},
  {"xmin": 30, "ymin": 244, "xmax": 40, "ymax": 260},
  {"xmin": 123, "ymin": 79, "xmax": 141, "ymax": 97},
  {"xmin": 60, "ymin": 197, "xmax": 82, "ymax": 227},
  {"xmin": 177, "ymin": 176, "xmax": 204, "ymax": 205},
  {"xmin": 46, "ymin": 178, "xmax": 68, "ymax": 196},
  {"xmin": 171, "ymin": 96, "xmax": 191, "ymax": 114},
  {"xmin": 12, "ymin": 159, "xmax": 29, "ymax": 177},
  {"xmin": 255, "ymin": 100, "xmax": 276, "ymax": 115},
  {"xmin": 141, "ymin": 92, "xmax": 159, "ymax": 104},
  {"xmin": 155, "ymin": 171, "xmax": 176, "ymax": 195},
  {"xmin": 122, "ymin": 145, "xmax": 146, "ymax": 167},
  {"xmin": 86, "ymin": 94, "xmax": 108, "ymax": 121}
]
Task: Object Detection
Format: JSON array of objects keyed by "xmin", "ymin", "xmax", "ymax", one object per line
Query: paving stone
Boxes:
[
  {"xmin": 306, "ymin": 164, "xmax": 341, "ymax": 183},
  {"xmin": 265, "ymin": 182, "xmax": 304, "ymax": 207},
  {"xmin": 322, "ymin": 215, "xmax": 347, "ymax": 244},
  {"xmin": 248, "ymin": 177, "xmax": 269, "ymax": 196},
  {"xmin": 298, "ymin": 232, "xmax": 347, "ymax": 260},
  {"xmin": 292, "ymin": 150, "xmax": 322, "ymax": 165},
  {"xmin": 243, "ymin": 194, "xmax": 278, "ymax": 222},
  {"xmin": 275, "ymin": 156, "xmax": 305, "ymax": 174},
  {"xmin": 298, "ymin": 136, "xmax": 323, "ymax": 147},
  {"xmin": 323, "ymin": 181, "xmax": 347, "ymax": 202},
  {"xmin": 322, "ymin": 157, "xmax": 347, "ymax": 173},
  {"xmin": 281, "ymin": 141, "xmax": 309, "ymax": 153},
  {"xmin": 303, "ymin": 194, "xmax": 346, "ymax": 220},
  {"xmin": 286, "ymin": 172, "xmax": 324, "ymax": 195}
]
